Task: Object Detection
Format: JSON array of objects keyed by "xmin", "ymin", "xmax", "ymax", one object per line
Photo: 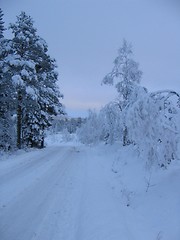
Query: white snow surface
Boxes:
[
  {"xmin": 12, "ymin": 75, "xmax": 24, "ymax": 86},
  {"xmin": 0, "ymin": 134, "xmax": 179, "ymax": 240}
]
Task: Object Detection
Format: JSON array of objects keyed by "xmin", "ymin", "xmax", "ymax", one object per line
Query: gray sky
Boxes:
[{"xmin": 1, "ymin": 0, "xmax": 180, "ymax": 117}]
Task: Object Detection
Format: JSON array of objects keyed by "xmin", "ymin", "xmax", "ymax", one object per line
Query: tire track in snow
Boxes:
[
  {"xmin": 0, "ymin": 146, "xmax": 67, "ymax": 185},
  {"xmin": 0, "ymin": 146, "xmax": 83, "ymax": 240},
  {"xmin": 30, "ymin": 147, "xmax": 87, "ymax": 240},
  {"xmin": 0, "ymin": 146, "xmax": 71, "ymax": 207},
  {"xmin": 0, "ymin": 145, "xmax": 134, "ymax": 240}
]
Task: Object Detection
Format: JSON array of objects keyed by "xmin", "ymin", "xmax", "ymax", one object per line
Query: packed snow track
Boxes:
[
  {"xmin": 0, "ymin": 144, "xmax": 179, "ymax": 240},
  {"xmin": 0, "ymin": 145, "xmax": 128, "ymax": 240}
]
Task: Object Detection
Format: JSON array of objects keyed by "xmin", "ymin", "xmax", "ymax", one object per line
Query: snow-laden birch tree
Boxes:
[
  {"xmin": 126, "ymin": 90, "xmax": 180, "ymax": 168},
  {"xmin": 102, "ymin": 39, "xmax": 143, "ymax": 145}
]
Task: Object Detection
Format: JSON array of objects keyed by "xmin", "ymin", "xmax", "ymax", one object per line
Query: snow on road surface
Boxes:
[
  {"xmin": 0, "ymin": 141, "xmax": 180, "ymax": 240},
  {"xmin": 0, "ymin": 146, "xmax": 86, "ymax": 240}
]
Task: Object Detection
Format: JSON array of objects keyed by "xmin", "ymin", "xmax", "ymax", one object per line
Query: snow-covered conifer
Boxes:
[
  {"xmin": 9, "ymin": 12, "xmax": 63, "ymax": 148},
  {"xmin": 0, "ymin": 11, "xmax": 16, "ymax": 150},
  {"xmin": 0, "ymin": 9, "xmax": 5, "ymax": 38}
]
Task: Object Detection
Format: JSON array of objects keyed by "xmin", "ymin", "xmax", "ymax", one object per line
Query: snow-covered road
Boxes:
[
  {"xmin": 0, "ymin": 146, "xmax": 84, "ymax": 240},
  {"xmin": 0, "ymin": 144, "xmax": 180, "ymax": 240},
  {"xmin": 0, "ymin": 145, "xmax": 127, "ymax": 240}
]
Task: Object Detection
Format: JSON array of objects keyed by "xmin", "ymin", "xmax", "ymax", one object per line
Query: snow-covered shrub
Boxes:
[
  {"xmin": 77, "ymin": 103, "xmax": 123, "ymax": 145},
  {"xmin": 77, "ymin": 110, "xmax": 101, "ymax": 144},
  {"xmin": 98, "ymin": 102, "xmax": 123, "ymax": 144},
  {"xmin": 62, "ymin": 129, "xmax": 74, "ymax": 142}
]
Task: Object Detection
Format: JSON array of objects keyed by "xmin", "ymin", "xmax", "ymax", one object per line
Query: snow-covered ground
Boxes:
[{"xmin": 0, "ymin": 134, "xmax": 179, "ymax": 240}]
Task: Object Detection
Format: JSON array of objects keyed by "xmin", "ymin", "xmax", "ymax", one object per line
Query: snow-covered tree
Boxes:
[
  {"xmin": 102, "ymin": 39, "xmax": 143, "ymax": 145},
  {"xmin": 77, "ymin": 102, "xmax": 123, "ymax": 145},
  {"xmin": 98, "ymin": 102, "xmax": 123, "ymax": 144},
  {"xmin": 77, "ymin": 38, "xmax": 180, "ymax": 168},
  {"xmin": 77, "ymin": 110, "xmax": 101, "ymax": 144},
  {"xmin": 102, "ymin": 39, "xmax": 142, "ymax": 103},
  {"xmin": 0, "ymin": 8, "xmax": 5, "ymax": 38},
  {"xmin": 0, "ymin": 10, "xmax": 16, "ymax": 150},
  {"xmin": 126, "ymin": 90, "xmax": 180, "ymax": 168},
  {"xmin": 9, "ymin": 12, "xmax": 63, "ymax": 148}
]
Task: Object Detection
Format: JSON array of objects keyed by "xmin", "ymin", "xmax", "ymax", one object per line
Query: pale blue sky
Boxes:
[{"xmin": 1, "ymin": 0, "xmax": 180, "ymax": 117}]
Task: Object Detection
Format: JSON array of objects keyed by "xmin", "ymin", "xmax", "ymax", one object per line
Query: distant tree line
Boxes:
[
  {"xmin": 78, "ymin": 40, "xmax": 180, "ymax": 168},
  {"xmin": 51, "ymin": 116, "xmax": 85, "ymax": 134},
  {"xmin": 0, "ymin": 9, "xmax": 63, "ymax": 150}
]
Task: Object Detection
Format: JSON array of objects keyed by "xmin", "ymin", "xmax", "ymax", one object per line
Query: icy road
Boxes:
[{"xmin": 0, "ymin": 145, "xmax": 130, "ymax": 240}]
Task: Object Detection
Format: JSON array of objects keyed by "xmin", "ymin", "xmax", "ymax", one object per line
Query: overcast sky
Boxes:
[{"xmin": 1, "ymin": 0, "xmax": 180, "ymax": 117}]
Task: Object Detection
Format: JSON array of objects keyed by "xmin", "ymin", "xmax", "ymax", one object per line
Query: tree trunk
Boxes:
[
  {"xmin": 17, "ymin": 91, "xmax": 22, "ymax": 149},
  {"xmin": 123, "ymin": 125, "xmax": 128, "ymax": 146},
  {"xmin": 41, "ymin": 137, "xmax": 44, "ymax": 148}
]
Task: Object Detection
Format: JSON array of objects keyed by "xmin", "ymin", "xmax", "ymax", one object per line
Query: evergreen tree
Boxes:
[
  {"xmin": 0, "ymin": 8, "xmax": 5, "ymax": 38},
  {"xmin": 9, "ymin": 12, "xmax": 63, "ymax": 148},
  {"xmin": 0, "ymin": 10, "xmax": 16, "ymax": 150}
]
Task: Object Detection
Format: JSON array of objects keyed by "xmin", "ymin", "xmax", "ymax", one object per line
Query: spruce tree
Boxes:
[
  {"xmin": 0, "ymin": 10, "xmax": 16, "ymax": 150},
  {"xmin": 0, "ymin": 8, "xmax": 5, "ymax": 38},
  {"xmin": 9, "ymin": 13, "xmax": 37, "ymax": 148},
  {"xmin": 9, "ymin": 12, "xmax": 63, "ymax": 148}
]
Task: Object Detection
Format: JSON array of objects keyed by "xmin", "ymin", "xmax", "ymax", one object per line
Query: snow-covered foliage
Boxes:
[
  {"xmin": 102, "ymin": 39, "xmax": 142, "ymax": 103},
  {"xmin": 98, "ymin": 102, "xmax": 123, "ymax": 144},
  {"xmin": 0, "ymin": 8, "xmax": 5, "ymax": 38},
  {"xmin": 0, "ymin": 10, "xmax": 16, "ymax": 150},
  {"xmin": 77, "ymin": 110, "xmax": 101, "ymax": 144},
  {"xmin": 77, "ymin": 103, "xmax": 123, "ymax": 145},
  {"xmin": 126, "ymin": 90, "xmax": 180, "ymax": 168},
  {"xmin": 50, "ymin": 115, "xmax": 84, "ymax": 135},
  {"xmin": 0, "ymin": 11, "xmax": 63, "ymax": 151},
  {"xmin": 78, "ymin": 40, "xmax": 180, "ymax": 168},
  {"xmin": 102, "ymin": 39, "xmax": 144, "ymax": 146},
  {"xmin": 78, "ymin": 88, "xmax": 180, "ymax": 168}
]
